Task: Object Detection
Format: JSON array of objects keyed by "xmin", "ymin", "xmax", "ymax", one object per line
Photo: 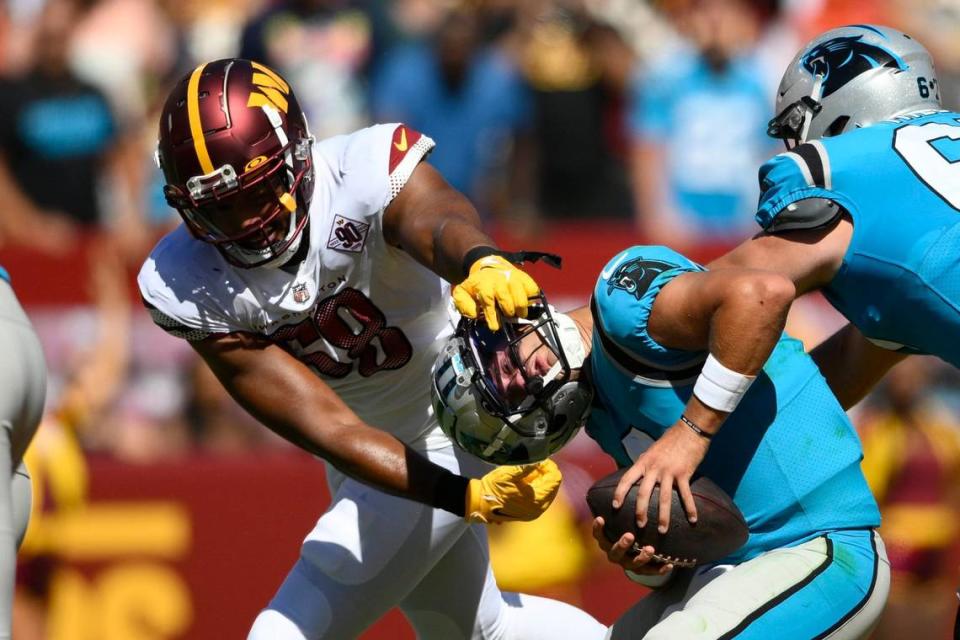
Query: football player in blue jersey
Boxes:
[
  {"xmin": 434, "ymin": 245, "xmax": 890, "ymax": 638},
  {"xmin": 713, "ymin": 24, "xmax": 953, "ymax": 386},
  {"xmin": 708, "ymin": 24, "xmax": 960, "ymax": 628},
  {"xmin": 0, "ymin": 266, "xmax": 45, "ymax": 640}
]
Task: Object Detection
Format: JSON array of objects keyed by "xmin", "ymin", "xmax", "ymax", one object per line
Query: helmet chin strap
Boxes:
[{"xmin": 798, "ymin": 73, "xmax": 825, "ymax": 144}]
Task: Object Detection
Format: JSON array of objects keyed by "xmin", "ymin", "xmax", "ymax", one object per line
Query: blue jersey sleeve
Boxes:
[
  {"xmin": 756, "ymin": 142, "xmax": 856, "ymax": 231},
  {"xmin": 592, "ymin": 246, "xmax": 706, "ymax": 370}
]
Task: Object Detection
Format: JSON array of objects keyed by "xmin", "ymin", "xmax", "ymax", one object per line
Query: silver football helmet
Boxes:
[
  {"xmin": 432, "ymin": 295, "xmax": 592, "ymax": 465},
  {"xmin": 769, "ymin": 24, "xmax": 941, "ymax": 147}
]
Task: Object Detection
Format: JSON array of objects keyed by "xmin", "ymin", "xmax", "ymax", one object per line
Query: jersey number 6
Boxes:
[{"xmin": 894, "ymin": 120, "xmax": 960, "ymax": 210}]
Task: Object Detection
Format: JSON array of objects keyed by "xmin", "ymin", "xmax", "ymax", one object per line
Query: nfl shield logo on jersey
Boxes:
[
  {"xmin": 327, "ymin": 214, "xmax": 370, "ymax": 253},
  {"xmin": 292, "ymin": 282, "xmax": 311, "ymax": 304}
]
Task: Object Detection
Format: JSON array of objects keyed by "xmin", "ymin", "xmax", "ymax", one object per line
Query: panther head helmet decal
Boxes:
[
  {"xmin": 800, "ymin": 34, "xmax": 908, "ymax": 98},
  {"xmin": 771, "ymin": 25, "xmax": 938, "ymax": 145}
]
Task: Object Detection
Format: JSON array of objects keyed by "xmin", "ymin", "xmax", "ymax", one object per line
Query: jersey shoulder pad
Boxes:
[
  {"xmin": 318, "ymin": 123, "xmax": 436, "ymax": 214},
  {"xmin": 137, "ymin": 228, "xmax": 242, "ymax": 341},
  {"xmin": 766, "ymin": 198, "xmax": 842, "ymax": 233},
  {"xmin": 592, "ymin": 246, "xmax": 706, "ymax": 374},
  {"xmin": 756, "ymin": 141, "xmax": 842, "ymax": 232}
]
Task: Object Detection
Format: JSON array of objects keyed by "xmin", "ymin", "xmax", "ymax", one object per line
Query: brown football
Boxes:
[{"xmin": 586, "ymin": 467, "xmax": 749, "ymax": 567}]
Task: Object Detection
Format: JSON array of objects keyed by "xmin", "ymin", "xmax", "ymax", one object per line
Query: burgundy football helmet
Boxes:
[{"xmin": 157, "ymin": 59, "xmax": 315, "ymax": 267}]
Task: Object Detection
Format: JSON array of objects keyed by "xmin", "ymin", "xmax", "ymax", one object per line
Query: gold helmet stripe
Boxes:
[{"xmin": 186, "ymin": 63, "xmax": 215, "ymax": 174}]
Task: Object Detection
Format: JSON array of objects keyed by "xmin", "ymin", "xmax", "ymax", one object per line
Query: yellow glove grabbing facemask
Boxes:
[
  {"xmin": 453, "ymin": 255, "xmax": 540, "ymax": 331},
  {"xmin": 465, "ymin": 459, "xmax": 562, "ymax": 524}
]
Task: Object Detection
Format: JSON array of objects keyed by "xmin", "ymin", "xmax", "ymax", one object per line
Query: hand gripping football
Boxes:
[{"xmin": 586, "ymin": 467, "xmax": 748, "ymax": 568}]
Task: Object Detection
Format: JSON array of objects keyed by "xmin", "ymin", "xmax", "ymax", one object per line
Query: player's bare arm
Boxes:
[
  {"xmin": 383, "ymin": 162, "xmax": 540, "ymax": 331},
  {"xmin": 708, "ymin": 213, "xmax": 852, "ymax": 295},
  {"xmin": 382, "ymin": 161, "xmax": 490, "ymax": 283},
  {"xmin": 613, "ymin": 268, "xmax": 795, "ymax": 534},
  {"xmin": 809, "ymin": 322, "xmax": 908, "ymax": 410},
  {"xmin": 192, "ymin": 330, "xmax": 560, "ymax": 524}
]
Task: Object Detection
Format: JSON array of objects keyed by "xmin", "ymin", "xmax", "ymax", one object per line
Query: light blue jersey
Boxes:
[
  {"xmin": 0, "ymin": 265, "xmax": 7, "ymax": 284},
  {"xmin": 629, "ymin": 45, "xmax": 776, "ymax": 239},
  {"xmin": 757, "ymin": 110, "xmax": 960, "ymax": 366},
  {"xmin": 587, "ymin": 245, "xmax": 880, "ymax": 564}
]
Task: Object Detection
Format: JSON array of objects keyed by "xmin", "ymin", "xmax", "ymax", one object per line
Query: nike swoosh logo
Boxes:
[
  {"xmin": 600, "ymin": 251, "xmax": 629, "ymax": 280},
  {"xmin": 394, "ymin": 128, "xmax": 408, "ymax": 152}
]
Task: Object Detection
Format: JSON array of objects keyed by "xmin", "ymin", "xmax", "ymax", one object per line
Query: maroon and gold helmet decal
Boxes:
[{"xmin": 247, "ymin": 61, "xmax": 290, "ymax": 114}]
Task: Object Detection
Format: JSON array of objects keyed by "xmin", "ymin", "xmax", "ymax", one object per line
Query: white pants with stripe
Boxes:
[
  {"xmin": 0, "ymin": 280, "xmax": 45, "ymax": 640},
  {"xmin": 608, "ymin": 529, "xmax": 889, "ymax": 640},
  {"xmin": 247, "ymin": 441, "xmax": 606, "ymax": 640}
]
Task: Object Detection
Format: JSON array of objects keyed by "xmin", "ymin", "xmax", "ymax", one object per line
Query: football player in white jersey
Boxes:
[
  {"xmin": 0, "ymin": 266, "xmax": 45, "ymax": 640},
  {"xmin": 137, "ymin": 59, "xmax": 605, "ymax": 639}
]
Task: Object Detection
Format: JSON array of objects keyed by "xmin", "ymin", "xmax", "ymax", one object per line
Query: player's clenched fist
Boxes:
[
  {"xmin": 453, "ymin": 255, "xmax": 540, "ymax": 331},
  {"xmin": 465, "ymin": 459, "xmax": 562, "ymax": 524}
]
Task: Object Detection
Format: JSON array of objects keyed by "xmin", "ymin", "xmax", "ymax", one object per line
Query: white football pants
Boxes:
[
  {"xmin": 248, "ymin": 442, "xmax": 606, "ymax": 639},
  {"xmin": 0, "ymin": 279, "xmax": 46, "ymax": 640},
  {"xmin": 607, "ymin": 529, "xmax": 889, "ymax": 640}
]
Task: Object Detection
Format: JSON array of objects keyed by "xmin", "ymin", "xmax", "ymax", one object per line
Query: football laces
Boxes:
[
  {"xmin": 630, "ymin": 542, "xmax": 698, "ymax": 568},
  {"xmin": 650, "ymin": 552, "xmax": 697, "ymax": 568}
]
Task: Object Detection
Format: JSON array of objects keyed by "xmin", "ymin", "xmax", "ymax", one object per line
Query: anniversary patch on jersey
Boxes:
[
  {"xmin": 327, "ymin": 214, "xmax": 370, "ymax": 253},
  {"xmin": 388, "ymin": 125, "xmax": 423, "ymax": 174}
]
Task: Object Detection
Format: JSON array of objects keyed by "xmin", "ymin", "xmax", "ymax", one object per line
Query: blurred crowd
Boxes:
[{"xmin": 4, "ymin": 0, "xmax": 960, "ymax": 637}]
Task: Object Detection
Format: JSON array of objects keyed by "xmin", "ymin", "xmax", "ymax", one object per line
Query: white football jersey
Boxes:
[{"xmin": 138, "ymin": 124, "xmax": 458, "ymax": 445}]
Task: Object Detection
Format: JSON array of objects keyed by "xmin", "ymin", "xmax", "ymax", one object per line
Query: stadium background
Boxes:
[{"xmin": 3, "ymin": 0, "xmax": 960, "ymax": 638}]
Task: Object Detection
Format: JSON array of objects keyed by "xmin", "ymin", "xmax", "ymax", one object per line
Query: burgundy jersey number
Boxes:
[{"xmin": 271, "ymin": 288, "xmax": 412, "ymax": 378}]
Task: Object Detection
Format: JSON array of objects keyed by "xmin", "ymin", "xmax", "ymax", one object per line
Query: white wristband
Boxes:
[{"xmin": 692, "ymin": 354, "xmax": 756, "ymax": 413}]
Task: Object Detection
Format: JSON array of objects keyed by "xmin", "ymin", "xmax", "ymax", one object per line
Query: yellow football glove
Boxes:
[
  {"xmin": 465, "ymin": 459, "xmax": 562, "ymax": 524},
  {"xmin": 452, "ymin": 255, "xmax": 540, "ymax": 331}
]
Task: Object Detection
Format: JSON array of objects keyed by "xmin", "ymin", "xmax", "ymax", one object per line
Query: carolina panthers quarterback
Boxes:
[
  {"xmin": 434, "ymin": 245, "xmax": 890, "ymax": 639},
  {"xmin": 0, "ymin": 266, "xmax": 45, "ymax": 640},
  {"xmin": 137, "ymin": 59, "xmax": 605, "ymax": 639}
]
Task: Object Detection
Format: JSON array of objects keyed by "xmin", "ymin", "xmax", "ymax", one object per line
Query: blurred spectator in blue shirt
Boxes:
[
  {"xmin": 0, "ymin": 0, "xmax": 118, "ymax": 255},
  {"xmin": 629, "ymin": 0, "xmax": 782, "ymax": 249},
  {"xmin": 370, "ymin": 5, "xmax": 534, "ymax": 222}
]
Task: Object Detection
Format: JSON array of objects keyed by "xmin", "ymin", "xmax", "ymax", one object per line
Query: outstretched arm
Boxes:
[
  {"xmin": 708, "ymin": 214, "xmax": 851, "ymax": 296},
  {"xmin": 192, "ymin": 331, "xmax": 560, "ymax": 524},
  {"xmin": 613, "ymin": 268, "xmax": 796, "ymax": 533},
  {"xmin": 383, "ymin": 161, "xmax": 491, "ymax": 283},
  {"xmin": 382, "ymin": 162, "xmax": 539, "ymax": 330}
]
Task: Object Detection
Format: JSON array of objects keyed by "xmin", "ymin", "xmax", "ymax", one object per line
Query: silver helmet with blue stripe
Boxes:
[
  {"xmin": 431, "ymin": 295, "xmax": 592, "ymax": 465},
  {"xmin": 768, "ymin": 24, "xmax": 941, "ymax": 147}
]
